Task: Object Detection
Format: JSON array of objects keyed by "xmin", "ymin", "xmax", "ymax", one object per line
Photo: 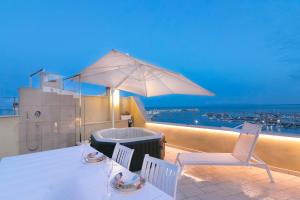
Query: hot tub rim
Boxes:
[{"xmin": 92, "ymin": 127, "xmax": 163, "ymax": 143}]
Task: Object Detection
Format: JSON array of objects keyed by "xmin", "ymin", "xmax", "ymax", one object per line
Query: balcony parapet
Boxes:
[{"xmin": 145, "ymin": 121, "xmax": 300, "ymax": 175}]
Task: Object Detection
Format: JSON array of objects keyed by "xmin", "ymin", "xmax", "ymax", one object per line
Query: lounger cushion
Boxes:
[
  {"xmin": 232, "ymin": 123, "xmax": 260, "ymax": 162},
  {"xmin": 232, "ymin": 133, "xmax": 258, "ymax": 162},
  {"xmin": 178, "ymin": 153, "xmax": 242, "ymax": 166}
]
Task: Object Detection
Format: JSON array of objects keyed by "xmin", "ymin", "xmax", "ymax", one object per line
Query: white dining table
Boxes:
[{"xmin": 0, "ymin": 146, "xmax": 173, "ymax": 200}]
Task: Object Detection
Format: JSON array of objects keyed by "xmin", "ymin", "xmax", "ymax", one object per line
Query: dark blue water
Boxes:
[{"xmin": 147, "ymin": 105, "xmax": 300, "ymax": 136}]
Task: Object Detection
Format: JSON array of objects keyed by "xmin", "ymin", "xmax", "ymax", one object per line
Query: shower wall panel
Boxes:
[{"xmin": 19, "ymin": 88, "xmax": 78, "ymax": 154}]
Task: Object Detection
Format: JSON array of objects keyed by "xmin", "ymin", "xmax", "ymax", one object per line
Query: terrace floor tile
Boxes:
[{"xmin": 165, "ymin": 146, "xmax": 300, "ymax": 200}]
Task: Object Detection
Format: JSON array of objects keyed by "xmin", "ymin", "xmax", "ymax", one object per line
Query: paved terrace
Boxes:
[{"xmin": 164, "ymin": 146, "xmax": 300, "ymax": 200}]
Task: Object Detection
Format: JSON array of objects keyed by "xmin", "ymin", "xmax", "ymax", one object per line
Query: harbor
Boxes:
[{"xmin": 146, "ymin": 105, "xmax": 300, "ymax": 135}]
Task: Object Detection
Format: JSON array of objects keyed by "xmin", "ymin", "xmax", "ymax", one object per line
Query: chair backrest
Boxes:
[
  {"xmin": 112, "ymin": 143, "xmax": 134, "ymax": 169},
  {"xmin": 232, "ymin": 122, "xmax": 261, "ymax": 163},
  {"xmin": 141, "ymin": 154, "xmax": 180, "ymax": 198}
]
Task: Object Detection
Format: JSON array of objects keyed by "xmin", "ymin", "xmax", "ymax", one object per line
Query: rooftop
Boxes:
[
  {"xmin": 1, "ymin": 86, "xmax": 300, "ymax": 199},
  {"xmin": 165, "ymin": 146, "xmax": 300, "ymax": 200}
]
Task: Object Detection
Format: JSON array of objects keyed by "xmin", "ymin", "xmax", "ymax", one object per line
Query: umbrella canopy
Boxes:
[
  {"xmin": 72, "ymin": 49, "xmax": 214, "ymax": 130},
  {"xmin": 74, "ymin": 49, "xmax": 214, "ymax": 97}
]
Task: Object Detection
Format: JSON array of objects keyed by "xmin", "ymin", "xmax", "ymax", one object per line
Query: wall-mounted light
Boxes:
[
  {"xmin": 113, "ymin": 89, "xmax": 120, "ymax": 107},
  {"xmin": 75, "ymin": 117, "xmax": 80, "ymax": 122}
]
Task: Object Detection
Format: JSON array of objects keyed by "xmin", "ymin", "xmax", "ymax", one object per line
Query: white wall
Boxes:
[
  {"xmin": 0, "ymin": 94, "xmax": 136, "ymax": 158},
  {"xmin": 18, "ymin": 88, "xmax": 77, "ymax": 154},
  {"xmin": 0, "ymin": 116, "xmax": 19, "ymax": 157}
]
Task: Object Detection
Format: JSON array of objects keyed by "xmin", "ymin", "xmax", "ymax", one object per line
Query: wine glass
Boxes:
[
  {"xmin": 103, "ymin": 158, "xmax": 113, "ymax": 199},
  {"xmin": 80, "ymin": 140, "xmax": 89, "ymax": 162}
]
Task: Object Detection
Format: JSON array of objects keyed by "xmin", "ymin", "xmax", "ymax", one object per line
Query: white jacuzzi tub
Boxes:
[
  {"xmin": 92, "ymin": 127, "xmax": 162, "ymax": 143},
  {"xmin": 90, "ymin": 127, "xmax": 165, "ymax": 171}
]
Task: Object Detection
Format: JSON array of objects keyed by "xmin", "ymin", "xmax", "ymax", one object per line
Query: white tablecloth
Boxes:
[{"xmin": 0, "ymin": 146, "xmax": 173, "ymax": 200}]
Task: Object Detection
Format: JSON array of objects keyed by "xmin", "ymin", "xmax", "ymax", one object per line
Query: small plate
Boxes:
[
  {"xmin": 111, "ymin": 173, "xmax": 146, "ymax": 192},
  {"xmin": 83, "ymin": 152, "xmax": 106, "ymax": 163}
]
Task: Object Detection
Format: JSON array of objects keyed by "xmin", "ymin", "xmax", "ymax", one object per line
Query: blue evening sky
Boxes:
[{"xmin": 0, "ymin": 0, "xmax": 300, "ymax": 107}]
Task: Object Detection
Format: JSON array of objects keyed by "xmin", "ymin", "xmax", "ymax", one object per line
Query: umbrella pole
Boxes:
[
  {"xmin": 111, "ymin": 88, "xmax": 115, "ymax": 128},
  {"xmin": 79, "ymin": 75, "xmax": 82, "ymax": 142}
]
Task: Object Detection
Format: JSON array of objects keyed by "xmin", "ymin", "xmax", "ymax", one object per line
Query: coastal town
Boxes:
[
  {"xmin": 146, "ymin": 107, "xmax": 300, "ymax": 132},
  {"xmin": 202, "ymin": 112, "xmax": 300, "ymax": 129}
]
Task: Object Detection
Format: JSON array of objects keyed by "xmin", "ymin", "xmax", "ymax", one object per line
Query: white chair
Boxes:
[
  {"xmin": 141, "ymin": 154, "xmax": 180, "ymax": 199},
  {"xmin": 176, "ymin": 122, "xmax": 274, "ymax": 182},
  {"xmin": 112, "ymin": 143, "xmax": 134, "ymax": 169}
]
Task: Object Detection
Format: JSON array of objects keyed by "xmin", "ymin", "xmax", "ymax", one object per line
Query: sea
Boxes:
[
  {"xmin": 146, "ymin": 104, "xmax": 300, "ymax": 137},
  {"xmin": 0, "ymin": 109, "xmax": 15, "ymax": 116}
]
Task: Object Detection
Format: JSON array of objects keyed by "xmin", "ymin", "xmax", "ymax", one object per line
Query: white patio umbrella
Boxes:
[{"xmin": 72, "ymin": 49, "xmax": 214, "ymax": 129}]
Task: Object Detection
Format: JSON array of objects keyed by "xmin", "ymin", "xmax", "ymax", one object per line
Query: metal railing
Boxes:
[
  {"xmin": 29, "ymin": 68, "xmax": 44, "ymax": 87},
  {"xmin": 0, "ymin": 97, "xmax": 18, "ymax": 116}
]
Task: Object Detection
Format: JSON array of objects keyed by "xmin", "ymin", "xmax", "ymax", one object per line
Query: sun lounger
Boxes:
[{"xmin": 176, "ymin": 122, "xmax": 274, "ymax": 182}]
